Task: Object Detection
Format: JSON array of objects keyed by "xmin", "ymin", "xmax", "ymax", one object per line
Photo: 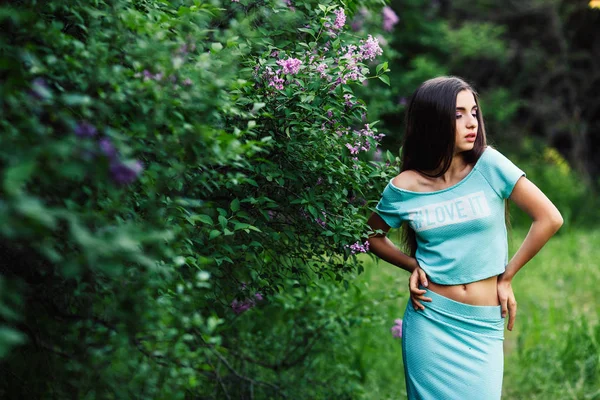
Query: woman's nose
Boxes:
[{"xmin": 467, "ymin": 115, "xmax": 477, "ymax": 129}]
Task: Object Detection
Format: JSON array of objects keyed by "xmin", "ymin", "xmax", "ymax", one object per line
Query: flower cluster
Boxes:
[
  {"xmin": 231, "ymin": 292, "xmax": 265, "ymax": 314},
  {"xmin": 324, "ymin": 8, "xmax": 346, "ymax": 37},
  {"xmin": 299, "ymin": 208, "xmax": 327, "ymax": 228},
  {"xmin": 277, "ymin": 57, "xmax": 303, "ymax": 75},
  {"xmin": 254, "ymin": 6, "xmax": 385, "ymax": 95},
  {"xmin": 316, "ymin": 63, "xmax": 328, "ymax": 79},
  {"xmin": 333, "ymin": 8, "xmax": 346, "ymax": 30},
  {"xmin": 359, "ymin": 35, "xmax": 383, "ymax": 61},
  {"xmin": 382, "ymin": 6, "xmax": 400, "ymax": 32},
  {"xmin": 73, "ymin": 121, "xmax": 144, "ymax": 185},
  {"xmin": 315, "ymin": 210, "xmax": 327, "ymax": 228},
  {"xmin": 391, "ymin": 319, "xmax": 403, "ymax": 338},
  {"xmin": 344, "ymin": 124, "xmax": 385, "ymax": 157},
  {"xmin": 350, "ymin": 6, "xmax": 399, "ymax": 33},
  {"xmin": 343, "ymin": 93, "xmax": 356, "ymax": 108},
  {"xmin": 345, "ymin": 240, "xmax": 370, "ymax": 254},
  {"xmin": 263, "ymin": 66, "xmax": 285, "ymax": 90},
  {"xmin": 74, "ymin": 121, "xmax": 98, "ymax": 138}
]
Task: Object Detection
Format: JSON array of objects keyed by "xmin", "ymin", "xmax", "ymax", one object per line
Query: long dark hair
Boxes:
[{"xmin": 400, "ymin": 76, "xmax": 488, "ymax": 256}]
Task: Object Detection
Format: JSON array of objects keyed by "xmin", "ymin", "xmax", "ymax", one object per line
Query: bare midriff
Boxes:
[{"xmin": 427, "ymin": 275, "xmax": 500, "ymax": 306}]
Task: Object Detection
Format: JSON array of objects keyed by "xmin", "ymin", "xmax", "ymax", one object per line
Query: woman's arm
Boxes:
[
  {"xmin": 366, "ymin": 212, "xmax": 419, "ymax": 272},
  {"xmin": 367, "ymin": 213, "xmax": 431, "ymax": 309},
  {"xmin": 498, "ymin": 176, "xmax": 563, "ymax": 330}
]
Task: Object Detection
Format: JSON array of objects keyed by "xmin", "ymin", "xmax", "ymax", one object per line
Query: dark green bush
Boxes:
[{"xmin": 0, "ymin": 0, "xmax": 399, "ymax": 397}]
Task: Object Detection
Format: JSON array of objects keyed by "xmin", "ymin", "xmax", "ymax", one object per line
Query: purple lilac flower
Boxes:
[
  {"xmin": 345, "ymin": 143, "xmax": 359, "ymax": 155},
  {"xmin": 284, "ymin": 0, "xmax": 295, "ymax": 11},
  {"xmin": 231, "ymin": 298, "xmax": 254, "ymax": 314},
  {"xmin": 382, "ymin": 6, "xmax": 399, "ymax": 32},
  {"xmin": 182, "ymin": 78, "xmax": 193, "ymax": 86},
  {"xmin": 141, "ymin": 70, "xmax": 166, "ymax": 81},
  {"xmin": 263, "ymin": 66, "xmax": 285, "ymax": 90},
  {"xmin": 398, "ymin": 96, "xmax": 407, "ymax": 106},
  {"xmin": 99, "ymin": 138, "xmax": 117, "ymax": 159},
  {"xmin": 255, "ymin": 292, "xmax": 264, "ymax": 301},
  {"xmin": 350, "ymin": 19, "xmax": 363, "ymax": 32},
  {"xmin": 316, "ymin": 63, "xmax": 328, "ymax": 78},
  {"xmin": 344, "ymin": 94, "xmax": 355, "ymax": 108},
  {"xmin": 359, "ymin": 35, "xmax": 383, "ymax": 61},
  {"xmin": 177, "ymin": 44, "xmax": 189, "ymax": 55},
  {"xmin": 276, "ymin": 57, "xmax": 302, "ymax": 75},
  {"xmin": 345, "ymin": 240, "xmax": 370, "ymax": 254},
  {"xmin": 74, "ymin": 121, "xmax": 98, "ymax": 138},
  {"xmin": 373, "ymin": 148, "xmax": 383, "ymax": 162},
  {"xmin": 344, "ymin": 124, "xmax": 385, "ymax": 157},
  {"xmin": 391, "ymin": 319, "xmax": 403, "ymax": 338},
  {"xmin": 143, "ymin": 70, "xmax": 153, "ymax": 80},
  {"xmin": 109, "ymin": 160, "xmax": 144, "ymax": 185},
  {"xmin": 333, "ymin": 8, "xmax": 346, "ymax": 30},
  {"xmin": 315, "ymin": 211, "xmax": 327, "ymax": 227}
]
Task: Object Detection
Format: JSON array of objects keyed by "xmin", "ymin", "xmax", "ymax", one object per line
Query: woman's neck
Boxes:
[{"xmin": 436, "ymin": 153, "xmax": 469, "ymax": 183}]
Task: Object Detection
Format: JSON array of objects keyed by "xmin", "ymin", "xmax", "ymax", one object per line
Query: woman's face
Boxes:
[{"xmin": 454, "ymin": 90, "xmax": 479, "ymax": 154}]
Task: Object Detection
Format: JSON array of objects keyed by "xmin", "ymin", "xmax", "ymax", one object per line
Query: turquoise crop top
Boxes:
[{"xmin": 374, "ymin": 146, "xmax": 525, "ymax": 285}]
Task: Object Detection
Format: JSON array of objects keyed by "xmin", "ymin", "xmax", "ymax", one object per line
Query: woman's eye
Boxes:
[
  {"xmin": 471, "ymin": 113, "xmax": 477, "ymax": 118},
  {"xmin": 455, "ymin": 114, "xmax": 462, "ymax": 119}
]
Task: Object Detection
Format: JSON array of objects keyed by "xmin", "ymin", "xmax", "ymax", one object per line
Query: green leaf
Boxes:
[
  {"xmin": 3, "ymin": 161, "xmax": 36, "ymax": 196},
  {"xmin": 230, "ymin": 198, "xmax": 240, "ymax": 212},
  {"xmin": 376, "ymin": 62, "xmax": 388, "ymax": 74},
  {"xmin": 209, "ymin": 230, "xmax": 221, "ymax": 240},
  {"xmin": 62, "ymin": 94, "xmax": 92, "ymax": 106},
  {"xmin": 298, "ymin": 28, "xmax": 315, "ymax": 37},
  {"xmin": 378, "ymin": 75, "xmax": 390, "ymax": 86},
  {"xmin": 0, "ymin": 326, "xmax": 26, "ymax": 358},
  {"xmin": 194, "ymin": 214, "xmax": 213, "ymax": 225}
]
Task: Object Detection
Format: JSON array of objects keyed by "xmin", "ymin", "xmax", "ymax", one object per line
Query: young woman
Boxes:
[{"xmin": 367, "ymin": 76, "xmax": 563, "ymax": 399}]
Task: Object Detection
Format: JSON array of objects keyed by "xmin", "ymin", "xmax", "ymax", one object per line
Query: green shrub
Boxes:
[{"xmin": 0, "ymin": 0, "xmax": 399, "ymax": 397}]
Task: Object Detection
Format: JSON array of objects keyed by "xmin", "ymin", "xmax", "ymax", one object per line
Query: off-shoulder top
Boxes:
[{"xmin": 374, "ymin": 146, "xmax": 525, "ymax": 284}]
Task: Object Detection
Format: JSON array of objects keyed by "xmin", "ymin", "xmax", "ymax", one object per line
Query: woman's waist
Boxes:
[{"xmin": 426, "ymin": 275, "xmax": 500, "ymax": 306}]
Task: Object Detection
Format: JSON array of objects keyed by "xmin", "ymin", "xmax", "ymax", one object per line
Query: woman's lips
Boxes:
[{"xmin": 465, "ymin": 133, "xmax": 477, "ymax": 142}]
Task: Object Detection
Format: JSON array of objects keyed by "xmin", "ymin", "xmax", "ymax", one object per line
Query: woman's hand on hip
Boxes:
[
  {"xmin": 409, "ymin": 266, "xmax": 431, "ymax": 310},
  {"xmin": 497, "ymin": 275, "xmax": 517, "ymax": 331}
]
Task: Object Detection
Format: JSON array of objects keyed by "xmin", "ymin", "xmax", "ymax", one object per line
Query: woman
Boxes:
[{"xmin": 367, "ymin": 76, "xmax": 563, "ymax": 400}]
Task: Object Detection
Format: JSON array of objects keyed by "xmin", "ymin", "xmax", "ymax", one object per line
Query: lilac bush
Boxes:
[{"xmin": 1, "ymin": 0, "xmax": 402, "ymax": 398}]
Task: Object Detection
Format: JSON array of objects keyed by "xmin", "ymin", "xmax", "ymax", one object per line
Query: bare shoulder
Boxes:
[{"xmin": 391, "ymin": 170, "xmax": 422, "ymax": 191}]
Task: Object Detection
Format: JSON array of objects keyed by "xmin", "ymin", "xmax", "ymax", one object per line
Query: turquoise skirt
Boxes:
[{"xmin": 402, "ymin": 287, "xmax": 505, "ymax": 400}]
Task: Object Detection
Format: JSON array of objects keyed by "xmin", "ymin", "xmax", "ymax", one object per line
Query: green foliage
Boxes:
[
  {"xmin": 507, "ymin": 138, "xmax": 597, "ymax": 229},
  {"xmin": 0, "ymin": 0, "xmax": 399, "ymax": 398}
]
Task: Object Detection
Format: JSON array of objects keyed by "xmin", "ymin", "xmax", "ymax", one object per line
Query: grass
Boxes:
[{"xmin": 350, "ymin": 227, "xmax": 600, "ymax": 399}]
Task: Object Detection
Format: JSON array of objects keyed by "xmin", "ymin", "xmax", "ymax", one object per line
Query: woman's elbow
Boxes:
[{"xmin": 549, "ymin": 209, "xmax": 564, "ymax": 232}]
